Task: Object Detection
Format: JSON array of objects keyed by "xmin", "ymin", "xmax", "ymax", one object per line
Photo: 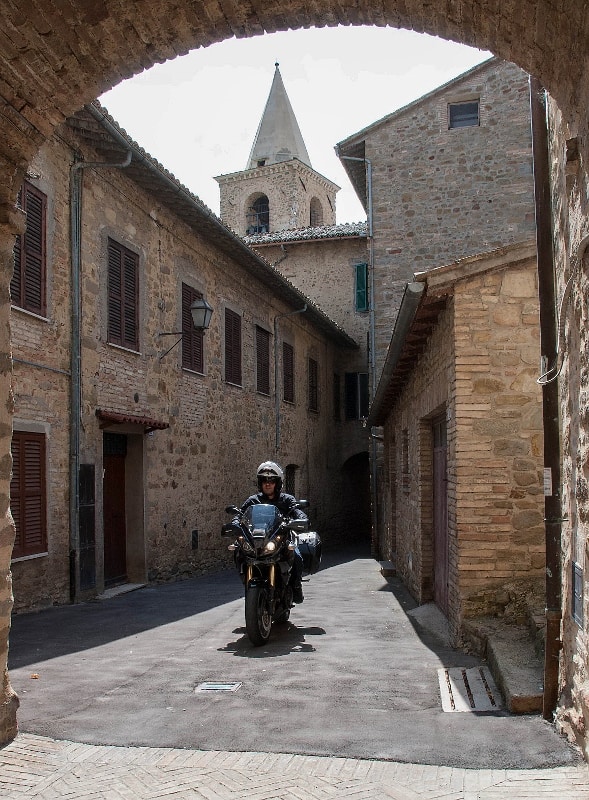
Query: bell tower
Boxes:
[{"xmin": 216, "ymin": 63, "xmax": 339, "ymax": 236}]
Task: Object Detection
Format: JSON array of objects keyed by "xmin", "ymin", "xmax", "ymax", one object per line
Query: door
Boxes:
[
  {"xmin": 103, "ymin": 433, "xmax": 127, "ymax": 586},
  {"xmin": 432, "ymin": 416, "xmax": 449, "ymax": 615}
]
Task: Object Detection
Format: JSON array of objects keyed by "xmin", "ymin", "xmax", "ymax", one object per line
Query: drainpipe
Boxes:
[
  {"xmin": 69, "ymin": 147, "xmax": 131, "ymax": 601},
  {"xmin": 529, "ymin": 76, "xmax": 562, "ymax": 721},
  {"xmin": 274, "ymin": 304, "xmax": 307, "ymax": 454}
]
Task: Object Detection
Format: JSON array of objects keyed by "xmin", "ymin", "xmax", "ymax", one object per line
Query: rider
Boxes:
[{"xmin": 240, "ymin": 461, "xmax": 307, "ymax": 604}]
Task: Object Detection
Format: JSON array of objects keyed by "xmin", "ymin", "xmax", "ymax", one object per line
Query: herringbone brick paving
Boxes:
[{"xmin": 1, "ymin": 734, "xmax": 588, "ymax": 799}]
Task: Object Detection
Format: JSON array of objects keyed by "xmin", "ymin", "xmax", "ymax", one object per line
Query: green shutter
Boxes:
[{"xmin": 355, "ymin": 263, "xmax": 368, "ymax": 311}]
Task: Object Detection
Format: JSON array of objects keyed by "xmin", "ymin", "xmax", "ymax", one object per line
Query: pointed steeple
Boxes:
[{"xmin": 246, "ymin": 63, "xmax": 312, "ymax": 170}]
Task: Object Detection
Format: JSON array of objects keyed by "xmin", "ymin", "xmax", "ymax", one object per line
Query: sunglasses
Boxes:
[{"xmin": 261, "ymin": 477, "xmax": 278, "ymax": 483}]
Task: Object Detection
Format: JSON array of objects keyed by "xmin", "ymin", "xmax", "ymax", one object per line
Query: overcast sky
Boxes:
[{"xmin": 100, "ymin": 26, "xmax": 490, "ymax": 224}]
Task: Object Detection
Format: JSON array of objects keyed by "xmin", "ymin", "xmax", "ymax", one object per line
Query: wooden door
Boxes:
[
  {"xmin": 433, "ymin": 416, "xmax": 449, "ymax": 615},
  {"xmin": 103, "ymin": 436, "xmax": 127, "ymax": 586}
]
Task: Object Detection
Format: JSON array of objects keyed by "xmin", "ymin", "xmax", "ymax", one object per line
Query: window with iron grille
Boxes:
[
  {"xmin": 344, "ymin": 372, "xmax": 369, "ymax": 420},
  {"xmin": 448, "ymin": 100, "xmax": 480, "ymax": 129},
  {"xmin": 355, "ymin": 263, "xmax": 368, "ymax": 312},
  {"xmin": 256, "ymin": 326, "xmax": 271, "ymax": 395},
  {"xmin": 224, "ymin": 308, "xmax": 242, "ymax": 385},
  {"xmin": 12, "ymin": 181, "xmax": 47, "ymax": 316},
  {"xmin": 308, "ymin": 357, "xmax": 318, "ymax": 412},
  {"xmin": 283, "ymin": 342, "xmax": 294, "ymax": 403},
  {"xmin": 182, "ymin": 283, "xmax": 204, "ymax": 373},
  {"xmin": 10, "ymin": 431, "xmax": 47, "ymax": 559},
  {"xmin": 333, "ymin": 373, "xmax": 341, "ymax": 421},
  {"xmin": 107, "ymin": 238, "xmax": 139, "ymax": 350}
]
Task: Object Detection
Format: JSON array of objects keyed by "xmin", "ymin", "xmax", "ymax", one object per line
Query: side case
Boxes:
[{"xmin": 298, "ymin": 531, "xmax": 322, "ymax": 574}]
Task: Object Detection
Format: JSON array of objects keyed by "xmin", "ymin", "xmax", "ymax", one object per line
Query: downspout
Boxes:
[
  {"xmin": 529, "ymin": 76, "xmax": 562, "ymax": 721},
  {"xmin": 69, "ymin": 148, "xmax": 132, "ymax": 602},
  {"xmin": 274, "ymin": 304, "xmax": 307, "ymax": 454},
  {"xmin": 336, "ymin": 152, "xmax": 378, "ymax": 554}
]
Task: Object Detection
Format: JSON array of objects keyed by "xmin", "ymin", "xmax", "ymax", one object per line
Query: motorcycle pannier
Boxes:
[{"xmin": 298, "ymin": 531, "xmax": 322, "ymax": 574}]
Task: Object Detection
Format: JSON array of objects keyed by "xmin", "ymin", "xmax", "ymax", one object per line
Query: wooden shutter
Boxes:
[
  {"xmin": 256, "ymin": 326, "xmax": 270, "ymax": 395},
  {"xmin": 11, "ymin": 182, "xmax": 46, "ymax": 315},
  {"xmin": 182, "ymin": 283, "xmax": 204, "ymax": 372},
  {"xmin": 333, "ymin": 373, "xmax": 341, "ymax": 421},
  {"xmin": 107, "ymin": 239, "xmax": 138, "ymax": 350},
  {"xmin": 10, "ymin": 431, "xmax": 47, "ymax": 558},
  {"xmin": 308, "ymin": 357, "xmax": 318, "ymax": 411},
  {"xmin": 283, "ymin": 342, "xmax": 294, "ymax": 403},
  {"xmin": 225, "ymin": 308, "xmax": 242, "ymax": 385}
]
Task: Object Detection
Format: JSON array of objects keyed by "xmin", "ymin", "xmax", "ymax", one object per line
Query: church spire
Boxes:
[{"xmin": 246, "ymin": 63, "xmax": 312, "ymax": 170}]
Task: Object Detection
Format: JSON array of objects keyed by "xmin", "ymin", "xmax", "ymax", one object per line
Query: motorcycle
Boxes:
[{"xmin": 222, "ymin": 500, "xmax": 320, "ymax": 646}]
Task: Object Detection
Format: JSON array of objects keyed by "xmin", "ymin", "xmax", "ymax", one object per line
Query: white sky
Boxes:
[{"xmin": 100, "ymin": 26, "xmax": 490, "ymax": 224}]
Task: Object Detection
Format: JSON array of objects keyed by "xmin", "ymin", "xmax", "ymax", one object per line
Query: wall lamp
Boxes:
[{"xmin": 158, "ymin": 297, "xmax": 214, "ymax": 359}]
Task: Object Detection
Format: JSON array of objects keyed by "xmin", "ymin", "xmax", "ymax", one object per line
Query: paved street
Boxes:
[{"xmin": 2, "ymin": 549, "xmax": 589, "ymax": 798}]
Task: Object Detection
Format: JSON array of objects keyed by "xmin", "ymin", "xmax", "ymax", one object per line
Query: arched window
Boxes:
[
  {"xmin": 309, "ymin": 197, "xmax": 323, "ymax": 227},
  {"xmin": 246, "ymin": 195, "xmax": 270, "ymax": 234}
]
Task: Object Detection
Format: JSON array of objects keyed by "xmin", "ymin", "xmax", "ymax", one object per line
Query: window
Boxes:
[
  {"xmin": 344, "ymin": 372, "xmax": 369, "ymax": 420},
  {"xmin": 182, "ymin": 283, "xmax": 204, "ymax": 373},
  {"xmin": 12, "ymin": 181, "xmax": 47, "ymax": 316},
  {"xmin": 283, "ymin": 342, "xmax": 294, "ymax": 403},
  {"xmin": 309, "ymin": 197, "xmax": 323, "ymax": 226},
  {"xmin": 355, "ymin": 262, "xmax": 368, "ymax": 312},
  {"xmin": 448, "ymin": 100, "xmax": 480, "ymax": 129},
  {"xmin": 308, "ymin": 357, "xmax": 318, "ymax": 412},
  {"xmin": 224, "ymin": 308, "xmax": 242, "ymax": 385},
  {"xmin": 246, "ymin": 195, "xmax": 270, "ymax": 234},
  {"xmin": 333, "ymin": 373, "xmax": 341, "ymax": 421},
  {"xmin": 107, "ymin": 238, "xmax": 139, "ymax": 350},
  {"xmin": 256, "ymin": 326, "xmax": 270, "ymax": 395},
  {"xmin": 11, "ymin": 431, "xmax": 47, "ymax": 559}
]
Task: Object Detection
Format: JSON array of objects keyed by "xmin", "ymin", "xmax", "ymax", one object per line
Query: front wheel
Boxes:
[{"xmin": 245, "ymin": 585, "xmax": 272, "ymax": 646}]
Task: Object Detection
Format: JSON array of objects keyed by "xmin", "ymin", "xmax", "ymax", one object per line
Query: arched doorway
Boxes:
[{"xmin": 0, "ymin": 0, "xmax": 588, "ymax": 749}]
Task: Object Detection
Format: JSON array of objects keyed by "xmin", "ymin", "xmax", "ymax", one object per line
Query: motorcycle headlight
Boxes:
[{"xmin": 263, "ymin": 540, "xmax": 277, "ymax": 554}]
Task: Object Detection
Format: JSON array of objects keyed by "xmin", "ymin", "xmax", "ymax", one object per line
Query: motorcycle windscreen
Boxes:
[{"xmin": 244, "ymin": 504, "xmax": 281, "ymax": 536}]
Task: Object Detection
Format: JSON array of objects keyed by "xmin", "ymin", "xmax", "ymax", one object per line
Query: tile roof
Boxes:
[{"xmin": 244, "ymin": 221, "xmax": 368, "ymax": 245}]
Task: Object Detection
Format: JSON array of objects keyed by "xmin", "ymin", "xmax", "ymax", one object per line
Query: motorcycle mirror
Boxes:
[
  {"xmin": 221, "ymin": 522, "xmax": 240, "ymax": 537},
  {"xmin": 289, "ymin": 519, "xmax": 308, "ymax": 533},
  {"xmin": 225, "ymin": 505, "xmax": 241, "ymax": 514},
  {"xmin": 294, "ymin": 499, "xmax": 309, "ymax": 509}
]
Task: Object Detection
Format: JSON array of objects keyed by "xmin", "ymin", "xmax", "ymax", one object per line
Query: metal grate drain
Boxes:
[
  {"xmin": 437, "ymin": 666, "xmax": 503, "ymax": 712},
  {"xmin": 195, "ymin": 681, "xmax": 242, "ymax": 693}
]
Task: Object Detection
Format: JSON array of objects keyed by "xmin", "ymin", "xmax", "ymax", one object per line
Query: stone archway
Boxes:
[{"xmin": 1, "ymin": 0, "xmax": 589, "ymax": 745}]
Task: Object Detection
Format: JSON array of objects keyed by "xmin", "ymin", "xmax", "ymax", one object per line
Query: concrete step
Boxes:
[
  {"xmin": 462, "ymin": 618, "xmax": 544, "ymax": 714},
  {"xmin": 380, "ymin": 559, "xmax": 396, "ymax": 577}
]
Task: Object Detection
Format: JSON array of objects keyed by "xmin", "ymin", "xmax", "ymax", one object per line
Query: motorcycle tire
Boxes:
[{"xmin": 245, "ymin": 585, "xmax": 272, "ymax": 646}]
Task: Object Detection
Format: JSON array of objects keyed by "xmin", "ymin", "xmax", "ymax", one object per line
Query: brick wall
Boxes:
[{"xmin": 384, "ymin": 256, "xmax": 543, "ymax": 642}]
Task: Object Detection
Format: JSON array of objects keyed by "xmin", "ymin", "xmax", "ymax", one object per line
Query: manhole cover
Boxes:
[
  {"xmin": 438, "ymin": 666, "xmax": 503, "ymax": 712},
  {"xmin": 195, "ymin": 681, "xmax": 242, "ymax": 693}
]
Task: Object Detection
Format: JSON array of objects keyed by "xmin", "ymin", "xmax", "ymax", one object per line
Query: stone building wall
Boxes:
[
  {"xmin": 216, "ymin": 160, "xmax": 338, "ymax": 237},
  {"xmin": 9, "ymin": 122, "xmax": 347, "ymax": 611},
  {"xmin": 355, "ymin": 59, "xmax": 536, "ymax": 374},
  {"xmin": 383, "ymin": 256, "xmax": 543, "ymax": 642}
]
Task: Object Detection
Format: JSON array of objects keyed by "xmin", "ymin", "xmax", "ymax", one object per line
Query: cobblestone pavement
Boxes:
[{"xmin": 0, "ymin": 733, "xmax": 588, "ymax": 799}]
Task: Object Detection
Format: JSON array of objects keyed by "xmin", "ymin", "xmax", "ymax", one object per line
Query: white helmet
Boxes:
[{"xmin": 257, "ymin": 461, "xmax": 284, "ymax": 492}]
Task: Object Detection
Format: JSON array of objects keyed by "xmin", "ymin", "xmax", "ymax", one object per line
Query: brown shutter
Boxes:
[
  {"xmin": 182, "ymin": 283, "xmax": 204, "ymax": 372},
  {"xmin": 108, "ymin": 239, "xmax": 138, "ymax": 350},
  {"xmin": 11, "ymin": 182, "xmax": 46, "ymax": 315},
  {"xmin": 308, "ymin": 357, "xmax": 318, "ymax": 411},
  {"xmin": 256, "ymin": 326, "xmax": 270, "ymax": 395},
  {"xmin": 225, "ymin": 308, "xmax": 242, "ymax": 385},
  {"xmin": 10, "ymin": 431, "xmax": 47, "ymax": 558},
  {"xmin": 283, "ymin": 342, "xmax": 294, "ymax": 403}
]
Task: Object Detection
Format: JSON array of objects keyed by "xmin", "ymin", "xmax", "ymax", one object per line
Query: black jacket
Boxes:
[{"xmin": 240, "ymin": 491, "xmax": 307, "ymax": 521}]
